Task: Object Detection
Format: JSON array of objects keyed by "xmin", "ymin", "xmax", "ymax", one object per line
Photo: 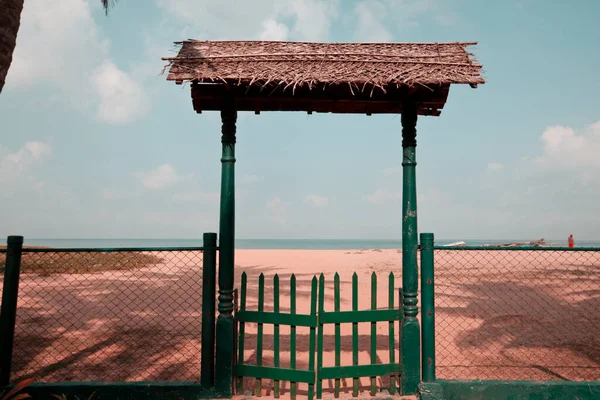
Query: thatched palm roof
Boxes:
[{"xmin": 163, "ymin": 40, "xmax": 484, "ymax": 116}]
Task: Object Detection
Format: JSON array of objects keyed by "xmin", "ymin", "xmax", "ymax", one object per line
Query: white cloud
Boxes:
[
  {"xmin": 487, "ymin": 162, "xmax": 504, "ymax": 171},
  {"xmin": 139, "ymin": 164, "xmax": 181, "ymax": 190},
  {"xmin": 155, "ymin": 0, "xmax": 339, "ymax": 41},
  {"xmin": 354, "ymin": 1, "xmax": 393, "ymax": 42},
  {"xmin": 172, "ymin": 190, "xmax": 219, "ymax": 203},
  {"xmin": 240, "ymin": 174, "xmax": 264, "ymax": 184},
  {"xmin": 364, "ymin": 188, "xmax": 400, "ymax": 205},
  {"xmin": 7, "ymin": 0, "xmax": 146, "ymax": 123},
  {"xmin": 265, "ymin": 196, "xmax": 287, "ymax": 224},
  {"xmin": 91, "ymin": 61, "xmax": 148, "ymax": 124},
  {"xmin": 0, "ymin": 141, "xmax": 51, "ymax": 184},
  {"xmin": 259, "ymin": 19, "xmax": 290, "ymax": 41},
  {"xmin": 535, "ymin": 121, "xmax": 600, "ymax": 170},
  {"xmin": 304, "ymin": 194, "xmax": 329, "ymax": 208}
]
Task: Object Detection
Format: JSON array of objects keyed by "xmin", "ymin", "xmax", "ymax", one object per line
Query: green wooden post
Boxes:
[
  {"xmin": 334, "ymin": 273, "xmax": 341, "ymax": 398},
  {"xmin": 236, "ymin": 272, "xmax": 247, "ymax": 394},
  {"xmin": 256, "ymin": 274, "xmax": 264, "ymax": 396},
  {"xmin": 401, "ymin": 102, "xmax": 421, "ymax": 395},
  {"xmin": 420, "ymin": 233, "xmax": 435, "ymax": 383},
  {"xmin": 0, "ymin": 235, "xmax": 23, "ymax": 386},
  {"xmin": 290, "ymin": 275, "xmax": 297, "ymax": 400},
  {"xmin": 370, "ymin": 272, "xmax": 377, "ymax": 396},
  {"xmin": 273, "ymin": 274, "xmax": 280, "ymax": 398},
  {"xmin": 215, "ymin": 97, "xmax": 237, "ymax": 397},
  {"xmin": 388, "ymin": 273, "xmax": 396, "ymax": 394},
  {"xmin": 352, "ymin": 273, "xmax": 359, "ymax": 397},
  {"xmin": 201, "ymin": 232, "xmax": 217, "ymax": 388}
]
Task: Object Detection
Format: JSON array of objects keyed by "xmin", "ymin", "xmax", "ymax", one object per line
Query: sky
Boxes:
[{"xmin": 0, "ymin": 0, "xmax": 599, "ymax": 241}]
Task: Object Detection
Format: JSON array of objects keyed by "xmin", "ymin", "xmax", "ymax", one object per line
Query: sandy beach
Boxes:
[{"xmin": 5, "ymin": 248, "xmax": 600, "ymax": 395}]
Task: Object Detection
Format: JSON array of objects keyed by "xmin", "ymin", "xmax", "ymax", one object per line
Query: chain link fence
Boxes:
[
  {"xmin": 434, "ymin": 247, "xmax": 600, "ymax": 381},
  {"xmin": 1, "ymin": 247, "xmax": 205, "ymax": 383}
]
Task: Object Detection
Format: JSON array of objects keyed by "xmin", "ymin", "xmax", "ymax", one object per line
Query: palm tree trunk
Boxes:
[{"xmin": 0, "ymin": 0, "xmax": 25, "ymax": 95}]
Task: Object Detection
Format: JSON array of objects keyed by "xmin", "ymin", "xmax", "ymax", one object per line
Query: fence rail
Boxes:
[
  {"xmin": 0, "ymin": 234, "xmax": 218, "ymax": 386},
  {"xmin": 432, "ymin": 245, "xmax": 600, "ymax": 381}
]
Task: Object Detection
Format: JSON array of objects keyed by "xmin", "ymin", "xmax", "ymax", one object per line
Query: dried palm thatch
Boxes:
[{"xmin": 162, "ymin": 40, "xmax": 485, "ymax": 116}]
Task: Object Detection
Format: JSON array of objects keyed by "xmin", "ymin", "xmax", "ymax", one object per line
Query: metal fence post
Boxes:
[
  {"xmin": 0, "ymin": 235, "xmax": 24, "ymax": 386},
  {"xmin": 201, "ymin": 232, "xmax": 217, "ymax": 388},
  {"xmin": 420, "ymin": 233, "xmax": 435, "ymax": 382}
]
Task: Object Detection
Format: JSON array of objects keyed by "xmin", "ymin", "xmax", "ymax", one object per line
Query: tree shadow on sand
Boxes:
[{"xmin": 436, "ymin": 260, "xmax": 600, "ymax": 381}]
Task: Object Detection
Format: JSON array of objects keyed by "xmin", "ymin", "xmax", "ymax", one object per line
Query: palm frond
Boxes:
[{"xmin": 101, "ymin": 0, "xmax": 117, "ymax": 15}]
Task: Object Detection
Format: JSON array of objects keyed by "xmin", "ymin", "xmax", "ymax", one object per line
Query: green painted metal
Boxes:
[
  {"xmin": 215, "ymin": 101, "xmax": 237, "ymax": 397},
  {"xmin": 438, "ymin": 379, "xmax": 600, "ymax": 400},
  {"xmin": 20, "ymin": 246, "xmax": 206, "ymax": 252},
  {"xmin": 334, "ymin": 273, "xmax": 341, "ymax": 398},
  {"xmin": 352, "ymin": 272, "xmax": 359, "ymax": 397},
  {"xmin": 308, "ymin": 276, "xmax": 317, "ymax": 400},
  {"xmin": 256, "ymin": 274, "xmax": 265, "ymax": 395},
  {"xmin": 370, "ymin": 272, "xmax": 377, "ymax": 396},
  {"xmin": 200, "ymin": 232, "xmax": 218, "ymax": 388},
  {"xmin": 5, "ymin": 382, "xmax": 217, "ymax": 400},
  {"xmin": 290, "ymin": 274, "xmax": 297, "ymax": 400},
  {"xmin": 0, "ymin": 235, "xmax": 23, "ymax": 386},
  {"xmin": 316, "ymin": 274, "xmax": 325, "ymax": 399},
  {"xmin": 388, "ymin": 272, "xmax": 396, "ymax": 394},
  {"xmin": 401, "ymin": 103, "xmax": 421, "ymax": 395},
  {"xmin": 236, "ymin": 272, "xmax": 247, "ymax": 394},
  {"xmin": 433, "ymin": 245, "xmax": 600, "ymax": 251},
  {"xmin": 273, "ymin": 274, "xmax": 280, "ymax": 398},
  {"xmin": 319, "ymin": 364, "xmax": 405, "ymax": 380},
  {"xmin": 420, "ymin": 233, "xmax": 435, "ymax": 383}
]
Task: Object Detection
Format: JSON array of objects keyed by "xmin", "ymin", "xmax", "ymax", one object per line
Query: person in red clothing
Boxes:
[{"xmin": 568, "ymin": 234, "xmax": 575, "ymax": 248}]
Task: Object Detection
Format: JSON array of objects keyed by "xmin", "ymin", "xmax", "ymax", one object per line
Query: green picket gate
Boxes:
[{"xmin": 234, "ymin": 271, "xmax": 404, "ymax": 399}]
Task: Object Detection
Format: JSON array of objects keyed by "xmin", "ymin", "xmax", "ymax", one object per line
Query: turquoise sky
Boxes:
[{"xmin": 1, "ymin": 0, "xmax": 599, "ymax": 241}]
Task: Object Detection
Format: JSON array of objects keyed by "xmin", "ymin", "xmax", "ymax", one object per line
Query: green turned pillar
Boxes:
[
  {"xmin": 401, "ymin": 102, "xmax": 420, "ymax": 395},
  {"xmin": 215, "ymin": 97, "xmax": 237, "ymax": 396}
]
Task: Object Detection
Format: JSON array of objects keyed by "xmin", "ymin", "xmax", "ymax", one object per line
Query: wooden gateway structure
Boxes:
[{"xmin": 162, "ymin": 40, "xmax": 484, "ymax": 397}]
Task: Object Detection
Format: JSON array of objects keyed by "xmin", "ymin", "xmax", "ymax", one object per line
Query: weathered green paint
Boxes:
[
  {"xmin": 319, "ymin": 309, "xmax": 401, "ymax": 324},
  {"xmin": 334, "ymin": 272, "xmax": 341, "ymax": 398},
  {"xmin": 401, "ymin": 102, "xmax": 420, "ymax": 395},
  {"xmin": 235, "ymin": 272, "xmax": 403, "ymax": 400},
  {"xmin": 352, "ymin": 272, "xmax": 359, "ymax": 398},
  {"xmin": 2, "ymin": 382, "xmax": 217, "ymax": 400},
  {"xmin": 215, "ymin": 101, "xmax": 237, "ymax": 397},
  {"xmin": 370, "ymin": 272, "xmax": 377, "ymax": 396},
  {"xmin": 438, "ymin": 379, "xmax": 600, "ymax": 400},
  {"xmin": 273, "ymin": 274, "xmax": 280, "ymax": 398},
  {"xmin": 308, "ymin": 276, "xmax": 317, "ymax": 400},
  {"xmin": 236, "ymin": 365, "xmax": 314, "ymax": 383},
  {"xmin": 316, "ymin": 274, "xmax": 325, "ymax": 399},
  {"xmin": 236, "ymin": 310, "xmax": 317, "ymax": 326},
  {"xmin": 0, "ymin": 235, "xmax": 23, "ymax": 386},
  {"xmin": 319, "ymin": 363, "xmax": 404, "ymax": 380},
  {"xmin": 420, "ymin": 232, "xmax": 435, "ymax": 383},
  {"xmin": 201, "ymin": 232, "xmax": 218, "ymax": 388},
  {"xmin": 418, "ymin": 382, "xmax": 444, "ymax": 400},
  {"xmin": 388, "ymin": 272, "xmax": 396, "ymax": 395},
  {"xmin": 256, "ymin": 273, "xmax": 264, "ymax": 396},
  {"xmin": 236, "ymin": 272, "xmax": 247, "ymax": 394},
  {"xmin": 290, "ymin": 274, "xmax": 297, "ymax": 400}
]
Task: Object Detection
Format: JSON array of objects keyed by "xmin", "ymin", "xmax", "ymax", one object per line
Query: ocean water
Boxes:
[{"xmin": 19, "ymin": 238, "xmax": 600, "ymax": 249}]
